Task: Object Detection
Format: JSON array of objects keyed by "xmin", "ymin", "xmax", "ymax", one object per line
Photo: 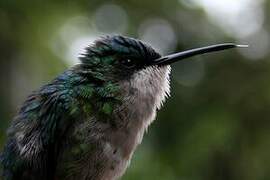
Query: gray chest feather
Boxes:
[{"xmin": 57, "ymin": 66, "xmax": 171, "ymax": 180}]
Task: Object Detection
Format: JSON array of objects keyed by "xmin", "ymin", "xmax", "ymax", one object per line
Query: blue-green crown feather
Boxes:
[{"xmin": 80, "ymin": 35, "xmax": 161, "ymax": 66}]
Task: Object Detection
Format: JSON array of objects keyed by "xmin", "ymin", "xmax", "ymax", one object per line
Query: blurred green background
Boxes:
[{"xmin": 0, "ymin": 0, "xmax": 270, "ymax": 179}]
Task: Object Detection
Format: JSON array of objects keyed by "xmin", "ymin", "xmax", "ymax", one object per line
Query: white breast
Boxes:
[{"xmin": 105, "ymin": 65, "xmax": 171, "ymax": 180}]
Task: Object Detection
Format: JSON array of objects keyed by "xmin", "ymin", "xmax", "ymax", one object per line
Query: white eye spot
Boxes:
[{"xmin": 120, "ymin": 59, "xmax": 136, "ymax": 68}]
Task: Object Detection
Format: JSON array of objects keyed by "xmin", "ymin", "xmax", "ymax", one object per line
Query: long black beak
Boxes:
[{"xmin": 152, "ymin": 43, "xmax": 248, "ymax": 66}]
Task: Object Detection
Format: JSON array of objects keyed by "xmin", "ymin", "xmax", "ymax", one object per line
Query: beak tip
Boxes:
[{"xmin": 236, "ymin": 44, "xmax": 249, "ymax": 48}]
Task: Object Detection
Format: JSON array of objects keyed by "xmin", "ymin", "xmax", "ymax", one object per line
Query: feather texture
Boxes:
[{"xmin": 0, "ymin": 35, "xmax": 170, "ymax": 180}]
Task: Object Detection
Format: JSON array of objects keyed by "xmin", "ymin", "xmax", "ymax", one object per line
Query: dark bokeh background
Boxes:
[{"xmin": 1, "ymin": 0, "xmax": 270, "ymax": 179}]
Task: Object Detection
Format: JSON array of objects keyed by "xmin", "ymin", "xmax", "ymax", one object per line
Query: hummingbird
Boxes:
[{"xmin": 0, "ymin": 35, "xmax": 246, "ymax": 180}]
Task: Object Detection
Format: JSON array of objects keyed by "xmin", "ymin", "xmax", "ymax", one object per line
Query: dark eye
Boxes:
[{"xmin": 120, "ymin": 59, "xmax": 136, "ymax": 68}]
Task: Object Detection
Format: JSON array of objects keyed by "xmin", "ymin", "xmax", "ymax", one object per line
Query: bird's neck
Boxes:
[{"xmin": 115, "ymin": 65, "xmax": 171, "ymax": 147}]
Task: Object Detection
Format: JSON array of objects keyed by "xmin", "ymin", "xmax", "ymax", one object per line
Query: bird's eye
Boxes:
[{"xmin": 120, "ymin": 59, "xmax": 136, "ymax": 68}]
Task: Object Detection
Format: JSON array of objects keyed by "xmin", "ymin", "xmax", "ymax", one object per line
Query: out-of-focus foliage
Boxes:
[{"xmin": 0, "ymin": 0, "xmax": 270, "ymax": 179}]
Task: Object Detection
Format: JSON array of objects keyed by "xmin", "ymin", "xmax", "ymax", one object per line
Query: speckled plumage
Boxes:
[{"xmin": 1, "ymin": 35, "xmax": 170, "ymax": 180}]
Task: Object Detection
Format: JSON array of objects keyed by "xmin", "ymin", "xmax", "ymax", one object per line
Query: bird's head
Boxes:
[
  {"xmin": 79, "ymin": 35, "xmax": 163, "ymax": 81},
  {"xmin": 79, "ymin": 35, "xmax": 246, "ymax": 83}
]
